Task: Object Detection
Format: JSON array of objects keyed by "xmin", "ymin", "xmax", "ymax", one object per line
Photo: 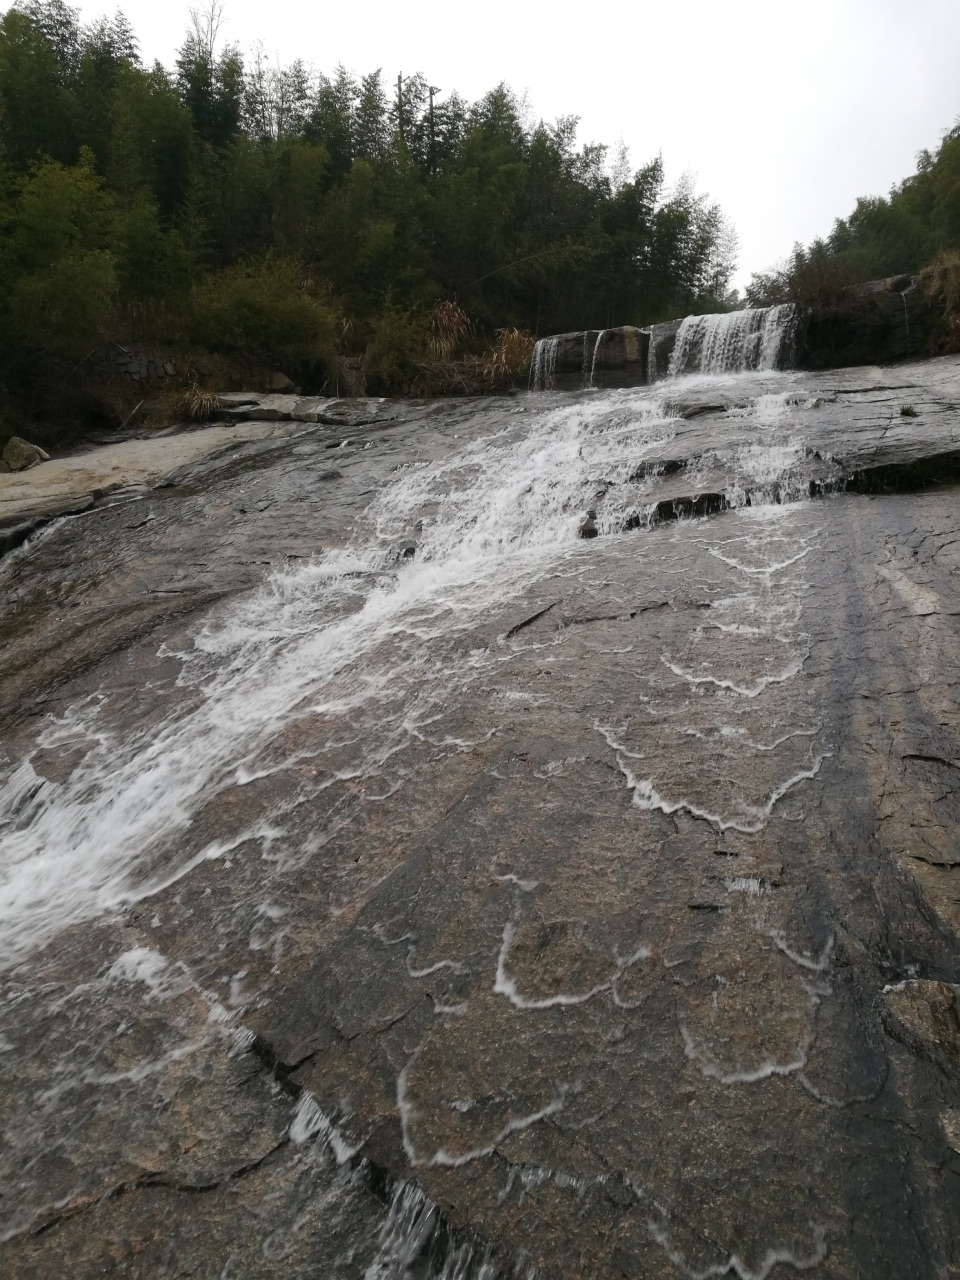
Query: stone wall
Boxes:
[
  {"xmin": 97, "ymin": 343, "xmax": 182, "ymax": 388},
  {"xmin": 95, "ymin": 343, "xmax": 282, "ymax": 393}
]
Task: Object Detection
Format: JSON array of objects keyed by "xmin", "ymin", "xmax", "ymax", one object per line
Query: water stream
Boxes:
[
  {"xmin": 529, "ymin": 305, "xmax": 797, "ymax": 390},
  {"xmin": 669, "ymin": 305, "xmax": 796, "ymax": 376}
]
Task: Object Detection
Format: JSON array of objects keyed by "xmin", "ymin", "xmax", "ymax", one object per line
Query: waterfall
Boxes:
[
  {"xmin": 900, "ymin": 289, "xmax": 911, "ymax": 355},
  {"xmin": 529, "ymin": 336, "xmax": 560, "ymax": 391},
  {"xmin": 589, "ymin": 330, "xmax": 608, "ymax": 387},
  {"xmin": 669, "ymin": 305, "xmax": 796, "ymax": 377}
]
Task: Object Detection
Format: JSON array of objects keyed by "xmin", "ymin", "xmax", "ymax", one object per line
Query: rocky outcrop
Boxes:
[
  {"xmin": 646, "ymin": 318, "xmax": 683, "ymax": 380},
  {"xmin": 0, "ymin": 399, "xmax": 412, "ymax": 546},
  {"xmin": 530, "ymin": 326, "xmax": 651, "ymax": 390},
  {"xmin": 795, "ymin": 274, "xmax": 938, "ymax": 370},
  {"xmin": 529, "ymin": 276, "xmax": 948, "ymax": 391},
  {"xmin": 883, "ymin": 980, "xmax": 960, "ymax": 1077},
  {"xmin": 588, "ymin": 326, "xmax": 650, "ymax": 388}
]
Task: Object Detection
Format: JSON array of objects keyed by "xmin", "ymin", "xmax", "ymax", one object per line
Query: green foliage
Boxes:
[
  {"xmin": 10, "ymin": 246, "xmax": 116, "ymax": 363},
  {"xmin": 0, "ymin": 6, "xmax": 75, "ymax": 168},
  {"xmin": 362, "ymin": 305, "xmax": 425, "ymax": 394},
  {"xmin": 919, "ymin": 249, "xmax": 960, "ymax": 351},
  {"xmin": 0, "ymin": 0, "xmax": 739, "ymax": 428},
  {"xmin": 0, "ymin": 153, "xmax": 117, "ymax": 373},
  {"xmin": 745, "ymin": 239, "xmax": 871, "ymax": 311},
  {"xmin": 187, "ymin": 254, "xmax": 336, "ymax": 369}
]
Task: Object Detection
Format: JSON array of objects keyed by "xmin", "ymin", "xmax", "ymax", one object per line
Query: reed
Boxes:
[
  {"xmin": 483, "ymin": 327, "xmax": 535, "ymax": 386},
  {"xmin": 428, "ymin": 301, "xmax": 471, "ymax": 361}
]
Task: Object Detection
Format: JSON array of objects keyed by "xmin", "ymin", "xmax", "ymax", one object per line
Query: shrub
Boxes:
[
  {"xmin": 187, "ymin": 255, "xmax": 336, "ymax": 371},
  {"xmin": 362, "ymin": 307, "xmax": 425, "ymax": 395},
  {"xmin": 746, "ymin": 241, "xmax": 873, "ymax": 313},
  {"xmin": 9, "ymin": 248, "xmax": 117, "ymax": 366}
]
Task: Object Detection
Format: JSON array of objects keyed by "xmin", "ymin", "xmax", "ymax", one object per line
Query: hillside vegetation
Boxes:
[
  {"xmin": 747, "ymin": 120, "xmax": 960, "ymax": 329},
  {"xmin": 0, "ymin": 0, "xmax": 736, "ymax": 435}
]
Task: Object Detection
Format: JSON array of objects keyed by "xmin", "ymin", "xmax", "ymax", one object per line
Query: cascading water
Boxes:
[
  {"xmin": 669, "ymin": 304, "xmax": 796, "ymax": 376},
  {"xmin": 530, "ymin": 305, "xmax": 797, "ymax": 392},
  {"xmin": 9, "ymin": 343, "xmax": 952, "ymax": 1280},
  {"xmin": 528, "ymin": 336, "xmax": 560, "ymax": 391},
  {"xmin": 589, "ymin": 330, "xmax": 608, "ymax": 387},
  {"xmin": 0, "ymin": 397, "xmax": 684, "ymax": 966}
]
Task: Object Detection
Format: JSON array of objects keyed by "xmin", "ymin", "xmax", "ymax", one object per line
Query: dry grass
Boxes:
[
  {"xmin": 172, "ymin": 382, "xmax": 222, "ymax": 422},
  {"xmin": 428, "ymin": 300, "xmax": 471, "ymax": 361},
  {"xmin": 413, "ymin": 327, "xmax": 535, "ymax": 396},
  {"xmin": 482, "ymin": 327, "xmax": 535, "ymax": 386}
]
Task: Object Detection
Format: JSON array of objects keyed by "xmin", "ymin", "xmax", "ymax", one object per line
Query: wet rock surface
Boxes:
[{"xmin": 2, "ymin": 359, "xmax": 960, "ymax": 1278}]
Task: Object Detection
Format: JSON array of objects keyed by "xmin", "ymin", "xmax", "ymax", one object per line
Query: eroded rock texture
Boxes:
[{"xmin": 1, "ymin": 358, "xmax": 960, "ymax": 1278}]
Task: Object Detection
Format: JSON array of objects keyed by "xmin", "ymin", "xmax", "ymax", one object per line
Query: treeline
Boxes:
[
  {"xmin": 747, "ymin": 119, "xmax": 960, "ymax": 311},
  {"xmin": 0, "ymin": 0, "xmax": 736, "ymax": 427}
]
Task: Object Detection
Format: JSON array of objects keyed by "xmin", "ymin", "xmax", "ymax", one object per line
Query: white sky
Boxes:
[{"xmin": 77, "ymin": 0, "xmax": 960, "ymax": 290}]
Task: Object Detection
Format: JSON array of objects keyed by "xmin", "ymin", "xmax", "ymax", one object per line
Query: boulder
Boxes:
[
  {"xmin": 589, "ymin": 326, "xmax": 650, "ymax": 389},
  {"xmin": 530, "ymin": 330, "xmax": 600, "ymax": 391},
  {"xmin": 267, "ymin": 372, "xmax": 295, "ymax": 393},
  {"xmin": 2, "ymin": 436, "xmax": 50, "ymax": 472}
]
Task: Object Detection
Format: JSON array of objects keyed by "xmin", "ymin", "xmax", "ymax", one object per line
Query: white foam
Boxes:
[
  {"xmin": 398, "ymin": 1048, "xmax": 570, "ymax": 1168},
  {"xmin": 288, "ymin": 1092, "xmax": 359, "ymax": 1163},
  {"xmin": 495, "ymin": 873, "xmax": 540, "ymax": 892},
  {"xmin": 494, "ymin": 920, "xmax": 611, "ymax": 1009},
  {"xmin": 603, "ymin": 742, "xmax": 827, "ymax": 835},
  {"xmin": 680, "ymin": 1024, "xmax": 810, "ymax": 1086},
  {"xmin": 661, "ymin": 653, "xmax": 807, "ymax": 699},
  {"xmin": 106, "ymin": 947, "xmax": 190, "ymax": 1002},
  {"xmin": 406, "ymin": 948, "xmax": 468, "ymax": 979},
  {"xmin": 725, "ymin": 877, "xmax": 766, "ymax": 896},
  {"xmin": 770, "ymin": 931, "xmax": 835, "ymax": 973},
  {"xmin": 707, "ymin": 545, "xmax": 812, "ymax": 577},
  {"xmin": 648, "ymin": 1218, "xmax": 827, "ymax": 1280}
]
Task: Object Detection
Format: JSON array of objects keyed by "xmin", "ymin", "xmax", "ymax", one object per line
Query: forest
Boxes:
[{"xmin": 0, "ymin": 0, "xmax": 737, "ymax": 428}]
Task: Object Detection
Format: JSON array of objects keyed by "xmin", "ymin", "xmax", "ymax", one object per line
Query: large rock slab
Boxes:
[{"xmin": 2, "ymin": 359, "xmax": 960, "ymax": 1277}]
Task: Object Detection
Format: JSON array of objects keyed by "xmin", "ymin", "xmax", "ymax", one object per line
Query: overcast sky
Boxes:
[{"xmin": 76, "ymin": 0, "xmax": 960, "ymax": 290}]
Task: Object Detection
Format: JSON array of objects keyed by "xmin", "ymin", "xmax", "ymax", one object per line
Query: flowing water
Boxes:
[
  {"xmin": 529, "ymin": 305, "xmax": 797, "ymax": 390},
  {"xmin": 2, "ymin": 362, "xmax": 959, "ymax": 1276},
  {"xmin": 527, "ymin": 336, "xmax": 560, "ymax": 391},
  {"xmin": 669, "ymin": 305, "xmax": 796, "ymax": 376}
]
